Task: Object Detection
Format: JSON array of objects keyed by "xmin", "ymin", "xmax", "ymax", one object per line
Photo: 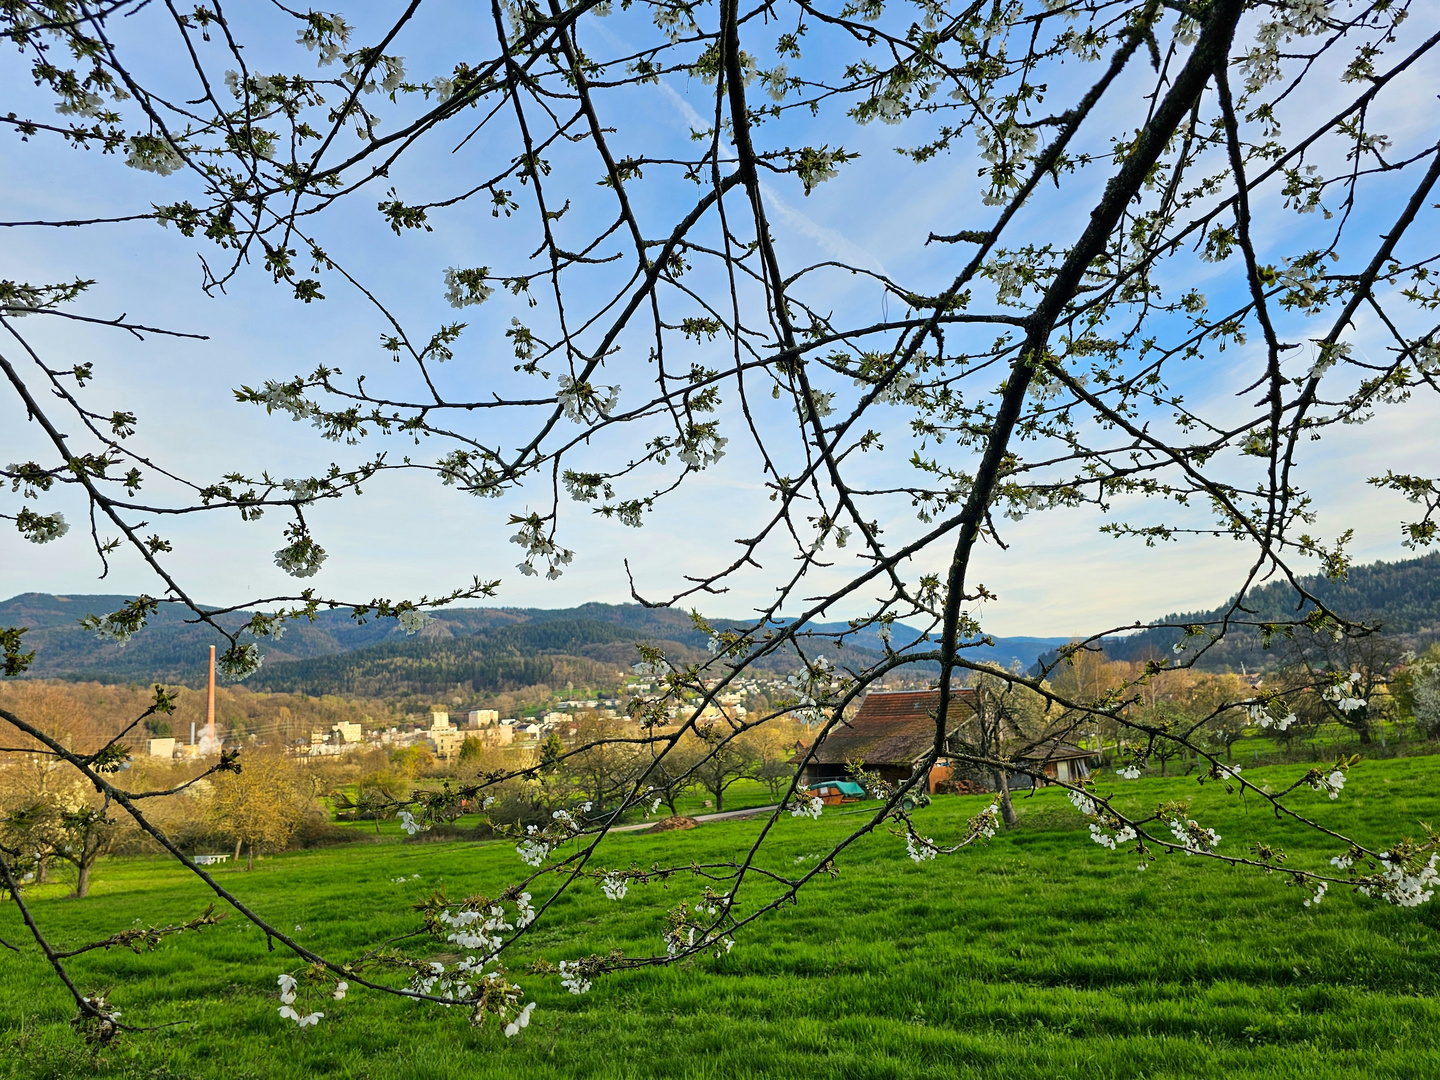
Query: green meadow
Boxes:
[{"xmin": 4, "ymin": 755, "xmax": 1440, "ymax": 1080}]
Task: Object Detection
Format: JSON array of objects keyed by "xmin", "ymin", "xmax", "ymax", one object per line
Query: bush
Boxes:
[{"xmin": 288, "ymin": 812, "xmax": 357, "ymax": 849}]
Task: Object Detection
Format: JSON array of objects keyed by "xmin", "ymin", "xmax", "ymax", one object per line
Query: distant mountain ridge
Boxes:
[
  {"xmin": 0, "ymin": 592, "xmax": 1068, "ymax": 692},
  {"xmin": 10, "ymin": 551, "xmax": 1435, "ymax": 692},
  {"xmin": 1078, "ymin": 551, "xmax": 1440, "ymax": 671}
]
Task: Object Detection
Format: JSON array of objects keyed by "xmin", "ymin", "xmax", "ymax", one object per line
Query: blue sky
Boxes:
[{"xmin": 3, "ymin": 1, "xmax": 1438, "ymax": 637}]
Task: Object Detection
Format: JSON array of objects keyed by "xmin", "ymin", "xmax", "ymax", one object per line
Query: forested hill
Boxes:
[
  {"xmin": 1, "ymin": 592, "xmax": 1067, "ymax": 691},
  {"xmin": 248, "ymin": 619, "xmax": 655, "ymax": 698},
  {"xmin": 1095, "ymin": 551, "xmax": 1440, "ymax": 670},
  {"xmin": 0, "ymin": 595, "xmax": 710, "ymax": 685}
]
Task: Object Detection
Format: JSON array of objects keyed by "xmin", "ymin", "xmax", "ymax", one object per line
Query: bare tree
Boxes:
[
  {"xmin": 686, "ymin": 723, "xmax": 760, "ymax": 812},
  {"xmin": 564, "ymin": 715, "xmax": 643, "ymax": 813},
  {"xmin": 1280, "ymin": 630, "xmax": 1405, "ymax": 744},
  {"xmin": 956, "ymin": 668, "xmax": 1057, "ymax": 825}
]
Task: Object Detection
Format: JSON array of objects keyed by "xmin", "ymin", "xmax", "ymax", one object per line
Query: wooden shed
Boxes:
[
  {"xmin": 796, "ymin": 689, "xmax": 979, "ymax": 792},
  {"xmin": 1006, "ymin": 738, "xmax": 1095, "ymax": 788},
  {"xmin": 794, "ymin": 689, "xmax": 1096, "ymax": 792}
]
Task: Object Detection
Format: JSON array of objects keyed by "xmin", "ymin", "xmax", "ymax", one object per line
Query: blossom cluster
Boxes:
[
  {"xmin": 1088, "ymin": 822, "xmax": 1137, "ymax": 851},
  {"xmin": 296, "ymin": 13, "xmax": 351, "ymax": 66},
  {"xmin": 790, "ymin": 795, "xmax": 825, "ymax": 820},
  {"xmin": 256, "ymin": 380, "xmax": 321, "ymax": 424},
  {"xmin": 218, "ymin": 642, "xmax": 263, "ymax": 681},
  {"xmin": 1357, "ymin": 853, "xmax": 1440, "ymax": 908},
  {"xmin": 444, "ymin": 266, "xmax": 494, "ymax": 308},
  {"xmin": 556, "ymin": 375, "xmax": 621, "ymax": 423},
  {"xmin": 1308, "ymin": 769, "xmax": 1347, "ymax": 801},
  {"xmin": 601, "ymin": 873, "xmax": 629, "ymax": 901},
  {"xmin": 676, "ymin": 425, "xmax": 727, "ymax": 468},
  {"xmin": 794, "ymin": 146, "xmax": 840, "ymax": 194},
  {"xmin": 414, "ymin": 956, "xmax": 480, "ymax": 1000},
  {"xmin": 504, "ymin": 1002, "xmax": 536, "ymax": 1037},
  {"xmin": 516, "ymin": 808, "xmax": 587, "ymax": 866},
  {"xmin": 515, "ymin": 892, "xmax": 536, "ymax": 926},
  {"xmin": 15, "ymin": 508, "xmax": 68, "ymax": 544},
  {"xmin": 273, "ymin": 532, "xmax": 327, "ymax": 578},
  {"xmin": 277, "ymin": 973, "xmax": 324, "ymax": 1027},
  {"xmin": 1247, "ymin": 702, "xmax": 1298, "ymax": 731},
  {"xmin": 516, "ymin": 834, "xmax": 551, "ymax": 867},
  {"xmin": 557, "ymin": 959, "xmax": 592, "ymax": 995},
  {"xmin": 125, "ymin": 134, "xmax": 183, "ymax": 176},
  {"xmin": 1168, "ymin": 818, "xmax": 1220, "ymax": 855},
  {"xmin": 1238, "ymin": 0, "xmax": 1335, "ymax": 93},
  {"xmin": 397, "ymin": 608, "xmax": 431, "ymax": 635},
  {"xmin": 971, "ymin": 803, "xmax": 1001, "ymax": 840},
  {"xmin": 438, "ymin": 904, "xmax": 512, "ymax": 954},
  {"xmin": 509, "ymin": 514, "xmax": 575, "ymax": 579},
  {"xmin": 1323, "ymin": 671, "xmax": 1368, "ymax": 714},
  {"xmin": 410, "ymin": 955, "xmax": 534, "ymax": 1034},
  {"xmin": 1067, "ymin": 788, "xmax": 1097, "ymax": 817},
  {"xmin": 662, "ymin": 901, "xmax": 735, "ymax": 959},
  {"xmin": 905, "ymin": 832, "xmax": 937, "ymax": 863},
  {"xmin": 784, "ymin": 657, "xmax": 835, "ymax": 725}
]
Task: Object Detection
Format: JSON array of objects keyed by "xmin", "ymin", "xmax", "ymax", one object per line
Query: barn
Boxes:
[{"xmin": 796, "ymin": 689, "xmax": 1096, "ymax": 792}]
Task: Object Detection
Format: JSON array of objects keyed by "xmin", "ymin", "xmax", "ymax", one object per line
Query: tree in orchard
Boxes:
[
  {"xmin": 684, "ymin": 722, "xmax": 762, "ymax": 812},
  {"xmin": 1, "ymin": 785, "xmax": 128, "ymax": 898},
  {"xmin": 957, "ymin": 667, "xmax": 1057, "ymax": 825},
  {"xmin": 2, "ymin": 0, "xmax": 1440, "ymax": 1045},
  {"xmin": 564, "ymin": 714, "xmax": 643, "ymax": 813},
  {"xmin": 1279, "ymin": 627, "xmax": 1406, "ymax": 744},
  {"xmin": 0, "ymin": 682, "xmax": 128, "ymax": 896},
  {"xmin": 208, "ymin": 751, "xmax": 315, "ymax": 869}
]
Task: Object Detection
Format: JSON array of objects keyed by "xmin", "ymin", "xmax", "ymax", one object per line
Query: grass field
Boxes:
[
  {"xmin": 4, "ymin": 755, "xmax": 1440, "ymax": 1079},
  {"xmin": 329, "ymin": 775, "xmax": 788, "ymax": 837}
]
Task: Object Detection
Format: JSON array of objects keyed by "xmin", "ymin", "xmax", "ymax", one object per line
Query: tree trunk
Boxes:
[
  {"xmin": 246, "ymin": 845, "xmax": 254, "ymax": 871},
  {"xmin": 997, "ymin": 774, "xmax": 1017, "ymax": 828},
  {"xmin": 713, "ymin": 786, "xmax": 723, "ymax": 812},
  {"xmin": 234, "ymin": 837, "xmax": 243, "ymax": 864},
  {"xmin": 1357, "ymin": 723, "xmax": 1372, "ymax": 745},
  {"xmin": 35, "ymin": 855, "xmax": 49, "ymax": 885},
  {"xmin": 70, "ymin": 861, "xmax": 91, "ymax": 899}
]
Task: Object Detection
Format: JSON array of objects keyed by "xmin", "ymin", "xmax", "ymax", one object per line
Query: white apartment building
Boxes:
[
  {"xmin": 427, "ymin": 711, "xmax": 467, "ymax": 757},
  {"xmin": 467, "ymin": 709, "xmax": 500, "ymax": 728}
]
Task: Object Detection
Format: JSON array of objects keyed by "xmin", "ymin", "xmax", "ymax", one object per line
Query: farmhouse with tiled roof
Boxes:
[{"xmin": 796, "ymin": 689, "xmax": 1095, "ymax": 792}]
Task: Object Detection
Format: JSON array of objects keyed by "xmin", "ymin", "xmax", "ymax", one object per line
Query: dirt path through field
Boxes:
[{"xmin": 604, "ymin": 805, "xmax": 780, "ymax": 833}]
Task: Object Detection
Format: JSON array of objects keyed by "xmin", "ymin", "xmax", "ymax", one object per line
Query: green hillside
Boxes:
[{"xmin": 1099, "ymin": 551, "xmax": 1440, "ymax": 670}]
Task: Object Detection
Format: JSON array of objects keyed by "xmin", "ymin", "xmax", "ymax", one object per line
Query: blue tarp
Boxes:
[{"xmin": 808, "ymin": 781, "xmax": 867, "ymax": 798}]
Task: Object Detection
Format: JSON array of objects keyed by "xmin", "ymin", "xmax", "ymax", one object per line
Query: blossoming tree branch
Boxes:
[{"xmin": 3, "ymin": 0, "xmax": 1440, "ymax": 1043}]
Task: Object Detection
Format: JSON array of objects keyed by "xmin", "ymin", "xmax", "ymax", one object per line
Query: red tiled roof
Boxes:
[{"xmin": 806, "ymin": 689, "xmax": 977, "ymax": 767}]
